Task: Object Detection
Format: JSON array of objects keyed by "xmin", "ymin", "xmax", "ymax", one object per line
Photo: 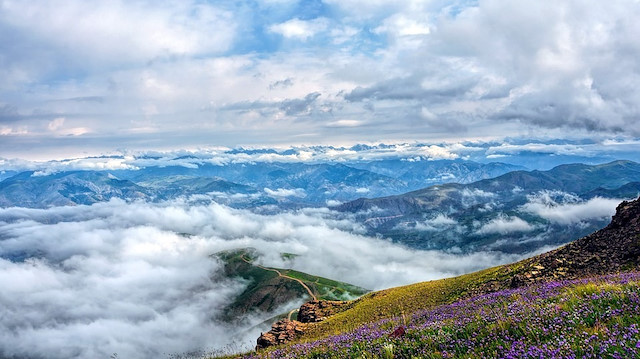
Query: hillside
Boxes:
[
  {"xmin": 243, "ymin": 273, "xmax": 640, "ymax": 358},
  {"xmin": 338, "ymin": 160, "xmax": 640, "ymax": 213},
  {"xmin": 215, "ymin": 249, "xmax": 369, "ymax": 322},
  {"xmin": 0, "ymin": 171, "xmax": 148, "ymax": 207},
  {"xmin": 336, "ymin": 160, "xmax": 640, "ymax": 253},
  {"xmin": 243, "ymin": 195, "xmax": 640, "ymax": 356}
]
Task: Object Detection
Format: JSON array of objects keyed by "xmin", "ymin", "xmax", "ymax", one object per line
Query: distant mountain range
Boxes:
[
  {"xmin": 2, "ymin": 160, "xmax": 640, "ymax": 257},
  {"xmin": 0, "ymin": 171, "xmax": 148, "ymax": 208},
  {"xmin": 336, "ymin": 160, "xmax": 640, "ymax": 253},
  {"xmin": 0, "ymin": 159, "xmax": 524, "ymax": 208}
]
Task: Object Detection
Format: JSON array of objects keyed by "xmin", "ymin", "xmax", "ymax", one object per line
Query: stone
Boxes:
[
  {"xmin": 298, "ymin": 300, "xmax": 351, "ymax": 323},
  {"xmin": 255, "ymin": 319, "xmax": 309, "ymax": 350}
]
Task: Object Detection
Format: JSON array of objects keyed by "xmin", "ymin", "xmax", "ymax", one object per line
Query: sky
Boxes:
[{"xmin": 1, "ymin": 0, "xmax": 640, "ymax": 159}]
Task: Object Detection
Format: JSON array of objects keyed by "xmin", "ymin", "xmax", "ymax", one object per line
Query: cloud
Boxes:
[
  {"xmin": 0, "ymin": 203, "xmax": 249, "ymax": 359},
  {"xmin": 476, "ymin": 216, "xmax": 536, "ymax": 235},
  {"xmin": 219, "ymin": 92, "xmax": 323, "ymax": 117},
  {"xmin": 326, "ymin": 119, "xmax": 364, "ymax": 128},
  {"xmin": 521, "ymin": 191, "xmax": 622, "ymax": 224},
  {"xmin": 460, "ymin": 188, "xmax": 497, "ymax": 208},
  {"xmin": 486, "ymin": 142, "xmax": 595, "ymax": 157},
  {"xmin": 435, "ymin": 0, "xmax": 640, "ymax": 134},
  {"xmin": 0, "ymin": 126, "xmax": 28, "ymax": 136},
  {"xmin": 269, "ymin": 78, "xmax": 294, "ymax": 90},
  {"xmin": 374, "ymin": 14, "xmax": 430, "ymax": 36},
  {"xmin": 47, "ymin": 117, "xmax": 65, "ymax": 131},
  {"xmin": 344, "ymin": 76, "xmax": 472, "ymax": 103},
  {"xmin": 279, "ymin": 92, "xmax": 322, "ymax": 116},
  {"xmin": 420, "ymin": 145, "xmax": 459, "ymax": 160},
  {"xmin": 0, "ymin": 199, "xmax": 532, "ymax": 358},
  {"xmin": 264, "ymin": 187, "xmax": 306, "ymax": 198},
  {"xmin": 269, "ymin": 17, "xmax": 329, "ymax": 40},
  {"xmin": 414, "ymin": 214, "xmax": 458, "ymax": 231},
  {"xmin": 0, "ymin": 1, "xmax": 235, "ymax": 73}
]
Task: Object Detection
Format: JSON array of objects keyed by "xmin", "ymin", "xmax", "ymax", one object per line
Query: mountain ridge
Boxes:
[
  {"xmin": 336, "ymin": 160, "xmax": 640, "ymax": 253},
  {"xmin": 0, "ymin": 159, "xmax": 525, "ymax": 208}
]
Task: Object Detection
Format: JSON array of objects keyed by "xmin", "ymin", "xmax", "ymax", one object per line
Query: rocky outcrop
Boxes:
[
  {"xmin": 255, "ymin": 300, "xmax": 352, "ymax": 350},
  {"xmin": 298, "ymin": 300, "xmax": 351, "ymax": 323},
  {"xmin": 450, "ymin": 196, "xmax": 640, "ymax": 298},
  {"xmin": 510, "ymin": 197, "xmax": 640, "ymax": 287},
  {"xmin": 256, "ymin": 319, "xmax": 307, "ymax": 350}
]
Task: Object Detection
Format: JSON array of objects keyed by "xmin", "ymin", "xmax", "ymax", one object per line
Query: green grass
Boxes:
[
  {"xmin": 296, "ymin": 263, "xmax": 525, "ymax": 341},
  {"xmin": 214, "ymin": 248, "xmax": 370, "ymax": 319},
  {"xmin": 280, "ymin": 269, "xmax": 369, "ymax": 301}
]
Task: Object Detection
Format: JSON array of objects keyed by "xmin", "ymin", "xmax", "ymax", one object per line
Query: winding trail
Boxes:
[
  {"xmin": 287, "ymin": 308, "xmax": 299, "ymax": 320},
  {"xmin": 241, "ymin": 254, "xmax": 318, "ymax": 301}
]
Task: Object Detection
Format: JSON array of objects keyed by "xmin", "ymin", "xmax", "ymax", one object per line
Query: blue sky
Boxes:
[{"xmin": 1, "ymin": 0, "xmax": 640, "ymax": 159}]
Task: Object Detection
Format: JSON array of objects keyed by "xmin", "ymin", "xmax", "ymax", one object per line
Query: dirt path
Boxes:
[
  {"xmin": 241, "ymin": 255, "xmax": 317, "ymax": 301},
  {"xmin": 287, "ymin": 308, "xmax": 299, "ymax": 320}
]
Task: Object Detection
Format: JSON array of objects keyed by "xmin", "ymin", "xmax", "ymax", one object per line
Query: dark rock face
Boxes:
[
  {"xmin": 512, "ymin": 197, "xmax": 640, "ymax": 286},
  {"xmin": 298, "ymin": 300, "xmax": 351, "ymax": 323},
  {"xmin": 256, "ymin": 319, "xmax": 307, "ymax": 350}
]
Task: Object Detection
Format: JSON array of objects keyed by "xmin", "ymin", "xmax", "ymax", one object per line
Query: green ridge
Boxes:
[{"xmin": 215, "ymin": 248, "xmax": 369, "ymax": 321}]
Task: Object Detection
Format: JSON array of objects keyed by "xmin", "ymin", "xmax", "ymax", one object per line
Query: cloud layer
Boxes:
[
  {"xmin": 0, "ymin": 199, "xmax": 530, "ymax": 358},
  {"xmin": 2, "ymin": 137, "xmax": 640, "ymax": 174}
]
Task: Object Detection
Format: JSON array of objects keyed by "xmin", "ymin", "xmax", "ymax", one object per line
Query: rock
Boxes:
[
  {"xmin": 256, "ymin": 332, "xmax": 276, "ymax": 350},
  {"xmin": 256, "ymin": 319, "xmax": 308, "ymax": 350},
  {"xmin": 298, "ymin": 300, "xmax": 351, "ymax": 323},
  {"xmin": 255, "ymin": 300, "xmax": 353, "ymax": 350},
  {"xmin": 389, "ymin": 326, "xmax": 406, "ymax": 338}
]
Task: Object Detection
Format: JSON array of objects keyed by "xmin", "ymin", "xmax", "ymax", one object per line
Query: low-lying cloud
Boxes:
[
  {"xmin": 522, "ymin": 191, "xmax": 622, "ymax": 225},
  {"xmin": 0, "ymin": 200, "xmax": 537, "ymax": 358},
  {"xmin": 476, "ymin": 216, "xmax": 536, "ymax": 235},
  {"xmin": 414, "ymin": 214, "xmax": 458, "ymax": 231},
  {"xmin": 264, "ymin": 187, "xmax": 306, "ymax": 198}
]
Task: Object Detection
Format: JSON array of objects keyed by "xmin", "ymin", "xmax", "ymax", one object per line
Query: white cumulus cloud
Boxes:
[
  {"xmin": 522, "ymin": 192, "xmax": 622, "ymax": 225},
  {"xmin": 476, "ymin": 216, "xmax": 536, "ymax": 235},
  {"xmin": 269, "ymin": 17, "xmax": 329, "ymax": 40}
]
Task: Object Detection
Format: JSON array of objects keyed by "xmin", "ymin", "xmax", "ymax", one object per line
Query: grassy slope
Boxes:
[
  {"xmin": 299, "ymin": 262, "xmax": 526, "ymax": 341},
  {"xmin": 297, "ymin": 247, "xmax": 639, "ymax": 344},
  {"xmin": 216, "ymin": 249, "xmax": 369, "ymax": 319},
  {"xmin": 280, "ymin": 269, "xmax": 369, "ymax": 301},
  {"xmin": 258, "ymin": 196, "xmax": 640, "ymax": 343},
  {"xmin": 241, "ymin": 272, "xmax": 640, "ymax": 358}
]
